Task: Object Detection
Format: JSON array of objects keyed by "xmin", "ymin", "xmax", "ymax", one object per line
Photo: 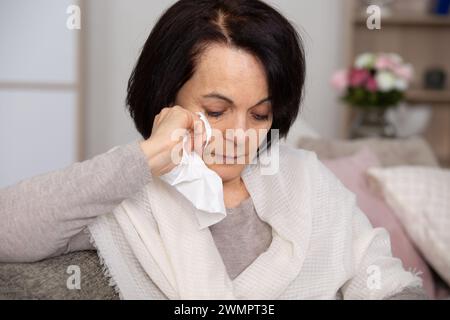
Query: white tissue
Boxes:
[{"xmin": 159, "ymin": 112, "xmax": 226, "ymax": 229}]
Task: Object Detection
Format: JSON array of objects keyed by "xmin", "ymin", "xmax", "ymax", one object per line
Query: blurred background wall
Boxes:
[{"xmin": 0, "ymin": 0, "xmax": 81, "ymax": 187}]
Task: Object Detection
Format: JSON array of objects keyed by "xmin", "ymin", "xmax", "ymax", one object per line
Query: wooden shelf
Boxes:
[
  {"xmin": 406, "ymin": 89, "xmax": 450, "ymax": 104},
  {"xmin": 354, "ymin": 13, "xmax": 450, "ymax": 27},
  {"xmin": 348, "ymin": 0, "xmax": 450, "ymax": 166},
  {"xmin": 438, "ymin": 158, "xmax": 450, "ymax": 168}
]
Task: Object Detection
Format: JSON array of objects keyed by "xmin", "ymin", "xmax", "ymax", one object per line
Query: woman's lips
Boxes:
[{"xmin": 212, "ymin": 153, "xmax": 247, "ymax": 161}]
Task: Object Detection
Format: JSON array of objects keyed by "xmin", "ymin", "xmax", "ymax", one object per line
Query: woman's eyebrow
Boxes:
[{"xmin": 202, "ymin": 92, "xmax": 271, "ymax": 107}]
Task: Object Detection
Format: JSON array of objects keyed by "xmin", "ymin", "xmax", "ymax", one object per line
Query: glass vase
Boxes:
[{"xmin": 350, "ymin": 107, "xmax": 397, "ymax": 139}]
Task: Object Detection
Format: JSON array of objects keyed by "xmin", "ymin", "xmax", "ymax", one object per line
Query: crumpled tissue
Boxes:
[{"xmin": 160, "ymin": 112, "xmax": 226, "ymax": 229}]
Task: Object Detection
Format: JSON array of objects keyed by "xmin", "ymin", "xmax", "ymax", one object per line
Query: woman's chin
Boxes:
[{"xmin": 206, "ymin": 163, "xmax": 246, "ymax": 182}]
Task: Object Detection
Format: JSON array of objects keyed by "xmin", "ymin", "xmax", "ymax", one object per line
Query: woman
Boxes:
[{"xmin": 0, "ymin": 0, "xmax": 426, "ymax": 299}]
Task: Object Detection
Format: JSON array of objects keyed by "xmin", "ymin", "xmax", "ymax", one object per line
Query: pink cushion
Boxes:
[{"xmin": 322, "ymin": 147, "xmax": 435, "ymax": 298}]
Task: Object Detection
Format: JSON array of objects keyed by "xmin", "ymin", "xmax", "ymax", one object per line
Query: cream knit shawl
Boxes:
[{"xmin": 88, "ymin": 144, "xmax": 421, "ymax": 300}]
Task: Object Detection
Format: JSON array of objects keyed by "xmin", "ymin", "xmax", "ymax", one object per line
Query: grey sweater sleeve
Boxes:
[{"xmin": 0, "ymin": 140, "xmax": 152, "ymax": 263}]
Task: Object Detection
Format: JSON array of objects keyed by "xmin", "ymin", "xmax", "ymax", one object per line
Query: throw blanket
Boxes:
[{"xmin": 88, "ymin": 144, "xmax": 421, "ymax": 300}]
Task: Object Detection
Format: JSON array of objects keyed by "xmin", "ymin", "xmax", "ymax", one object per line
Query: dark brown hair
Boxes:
[{"xmin": 127, "ymin": 0, "xmax": 305, "ymax": 146}]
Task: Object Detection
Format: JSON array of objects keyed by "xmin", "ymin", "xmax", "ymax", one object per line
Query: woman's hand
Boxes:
[{"xmin": 139, "ymin": 105, "xmax": 206, "ymax": 177}]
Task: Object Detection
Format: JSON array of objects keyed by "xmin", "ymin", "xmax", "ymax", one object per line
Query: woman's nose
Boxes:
[
  {"xmin": 233, "ymin": 114, "xmax": 248, "ymax": 132},
  {"xmin": 226, "ymin": 114, "xmax": 249, "ymax": 148}
]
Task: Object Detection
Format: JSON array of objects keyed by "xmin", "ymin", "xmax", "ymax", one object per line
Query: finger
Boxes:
[
  {"xmin": 153, "ymin": 114, "xmax": 161, "ymax": 127},
  {"xmin": 157, "ymin": 107, "xmax": 171, "ymax": 124},
  {"xmin": 193, "ymin": 118, "xmax": 206, "ymax": 156},
  {"xmin": 185, "ymin": 109, "xmax": 198, "ymax": 132},
  {"xmin": 154, "ymin": 107, "xmax": 170, "ymax": 127},
  {"xmin": 187, "ymin": 130, "xmax": 194, "ymax": 153}
]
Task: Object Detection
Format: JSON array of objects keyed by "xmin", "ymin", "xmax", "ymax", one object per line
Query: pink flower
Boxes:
[
  {"xmin": 365, "ymin": 76, "xmax": 378, "ymax": 92},
  {"xmin": 375, "ymin": 55, "xmax": 396, "ymax": 70},
  {"xmin": 349, "ymin": 68, "xmax": 370, "ymax": 87},
  {"xmin": 331, "ymin": 69, "xmax": 349, "ymax": 92},
  {"xmin": 375, "ymin": 53, "xmax": 404, "ymax": 70},
  {"xmin": 393, "ymin": 64, "xmax": 414, "ymax": 81}
]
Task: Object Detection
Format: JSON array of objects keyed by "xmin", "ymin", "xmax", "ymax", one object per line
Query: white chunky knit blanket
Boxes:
[{"xmin": 88, "ymin": 144, "xmax": 421, "ymax": 299}]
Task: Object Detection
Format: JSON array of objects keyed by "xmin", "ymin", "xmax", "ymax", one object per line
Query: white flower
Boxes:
[
  {"xmin": 355, "ymin": 53, "xmax": 375, "ymax": 69},
  {"xmin": 376, "ymin": 71, "xmax": 396, "ymax": 92}
]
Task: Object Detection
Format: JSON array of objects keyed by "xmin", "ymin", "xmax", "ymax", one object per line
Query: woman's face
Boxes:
[{"xmin": 175, "ymin": 44, "xmax": 273, "ymax": 183}]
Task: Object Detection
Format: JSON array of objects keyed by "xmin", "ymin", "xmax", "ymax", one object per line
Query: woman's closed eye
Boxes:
[
  {"xmin": 206, "ymin": 110, "xmax": 224, "ymax": 118},
  {"xmin": 205, "ymin": 110, "xmax": 270, "ymax": 122},
  {"xmin": 252, "ymin": 113, "xmax": 270, "ymax": 121}
]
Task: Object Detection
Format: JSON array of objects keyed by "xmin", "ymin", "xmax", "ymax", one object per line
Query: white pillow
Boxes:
[{"xmin": 366, "ymin": 166, "xmax": 450, "ymax": 286}]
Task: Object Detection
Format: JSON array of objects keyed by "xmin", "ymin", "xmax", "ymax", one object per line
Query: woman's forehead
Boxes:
[{"xmin": 190, "ymin": 44, "xmax": 268, "ymax": 100}]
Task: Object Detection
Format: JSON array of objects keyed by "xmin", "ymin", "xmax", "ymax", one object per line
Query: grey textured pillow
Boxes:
[
  {"xmin": 297, "ymin": 137, "xmax": 439, "ymax": 167},
  {"xmin": 0, "ymin": 251, "xmax": 118, "ymax": 300}
]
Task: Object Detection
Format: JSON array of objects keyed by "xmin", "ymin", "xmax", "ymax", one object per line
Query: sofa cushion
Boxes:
[
  {"xmin": 367, "ymin": 166, "xmax": 450, "ymax": 288},
  {"xmin": 297, "ymin": 137, "xmax": 439, "ymax": 167}
]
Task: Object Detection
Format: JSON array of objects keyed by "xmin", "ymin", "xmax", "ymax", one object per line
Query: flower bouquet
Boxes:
[{"xmin": 331, "ymin": 53, "xmax": 414, "ymax": 138}]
